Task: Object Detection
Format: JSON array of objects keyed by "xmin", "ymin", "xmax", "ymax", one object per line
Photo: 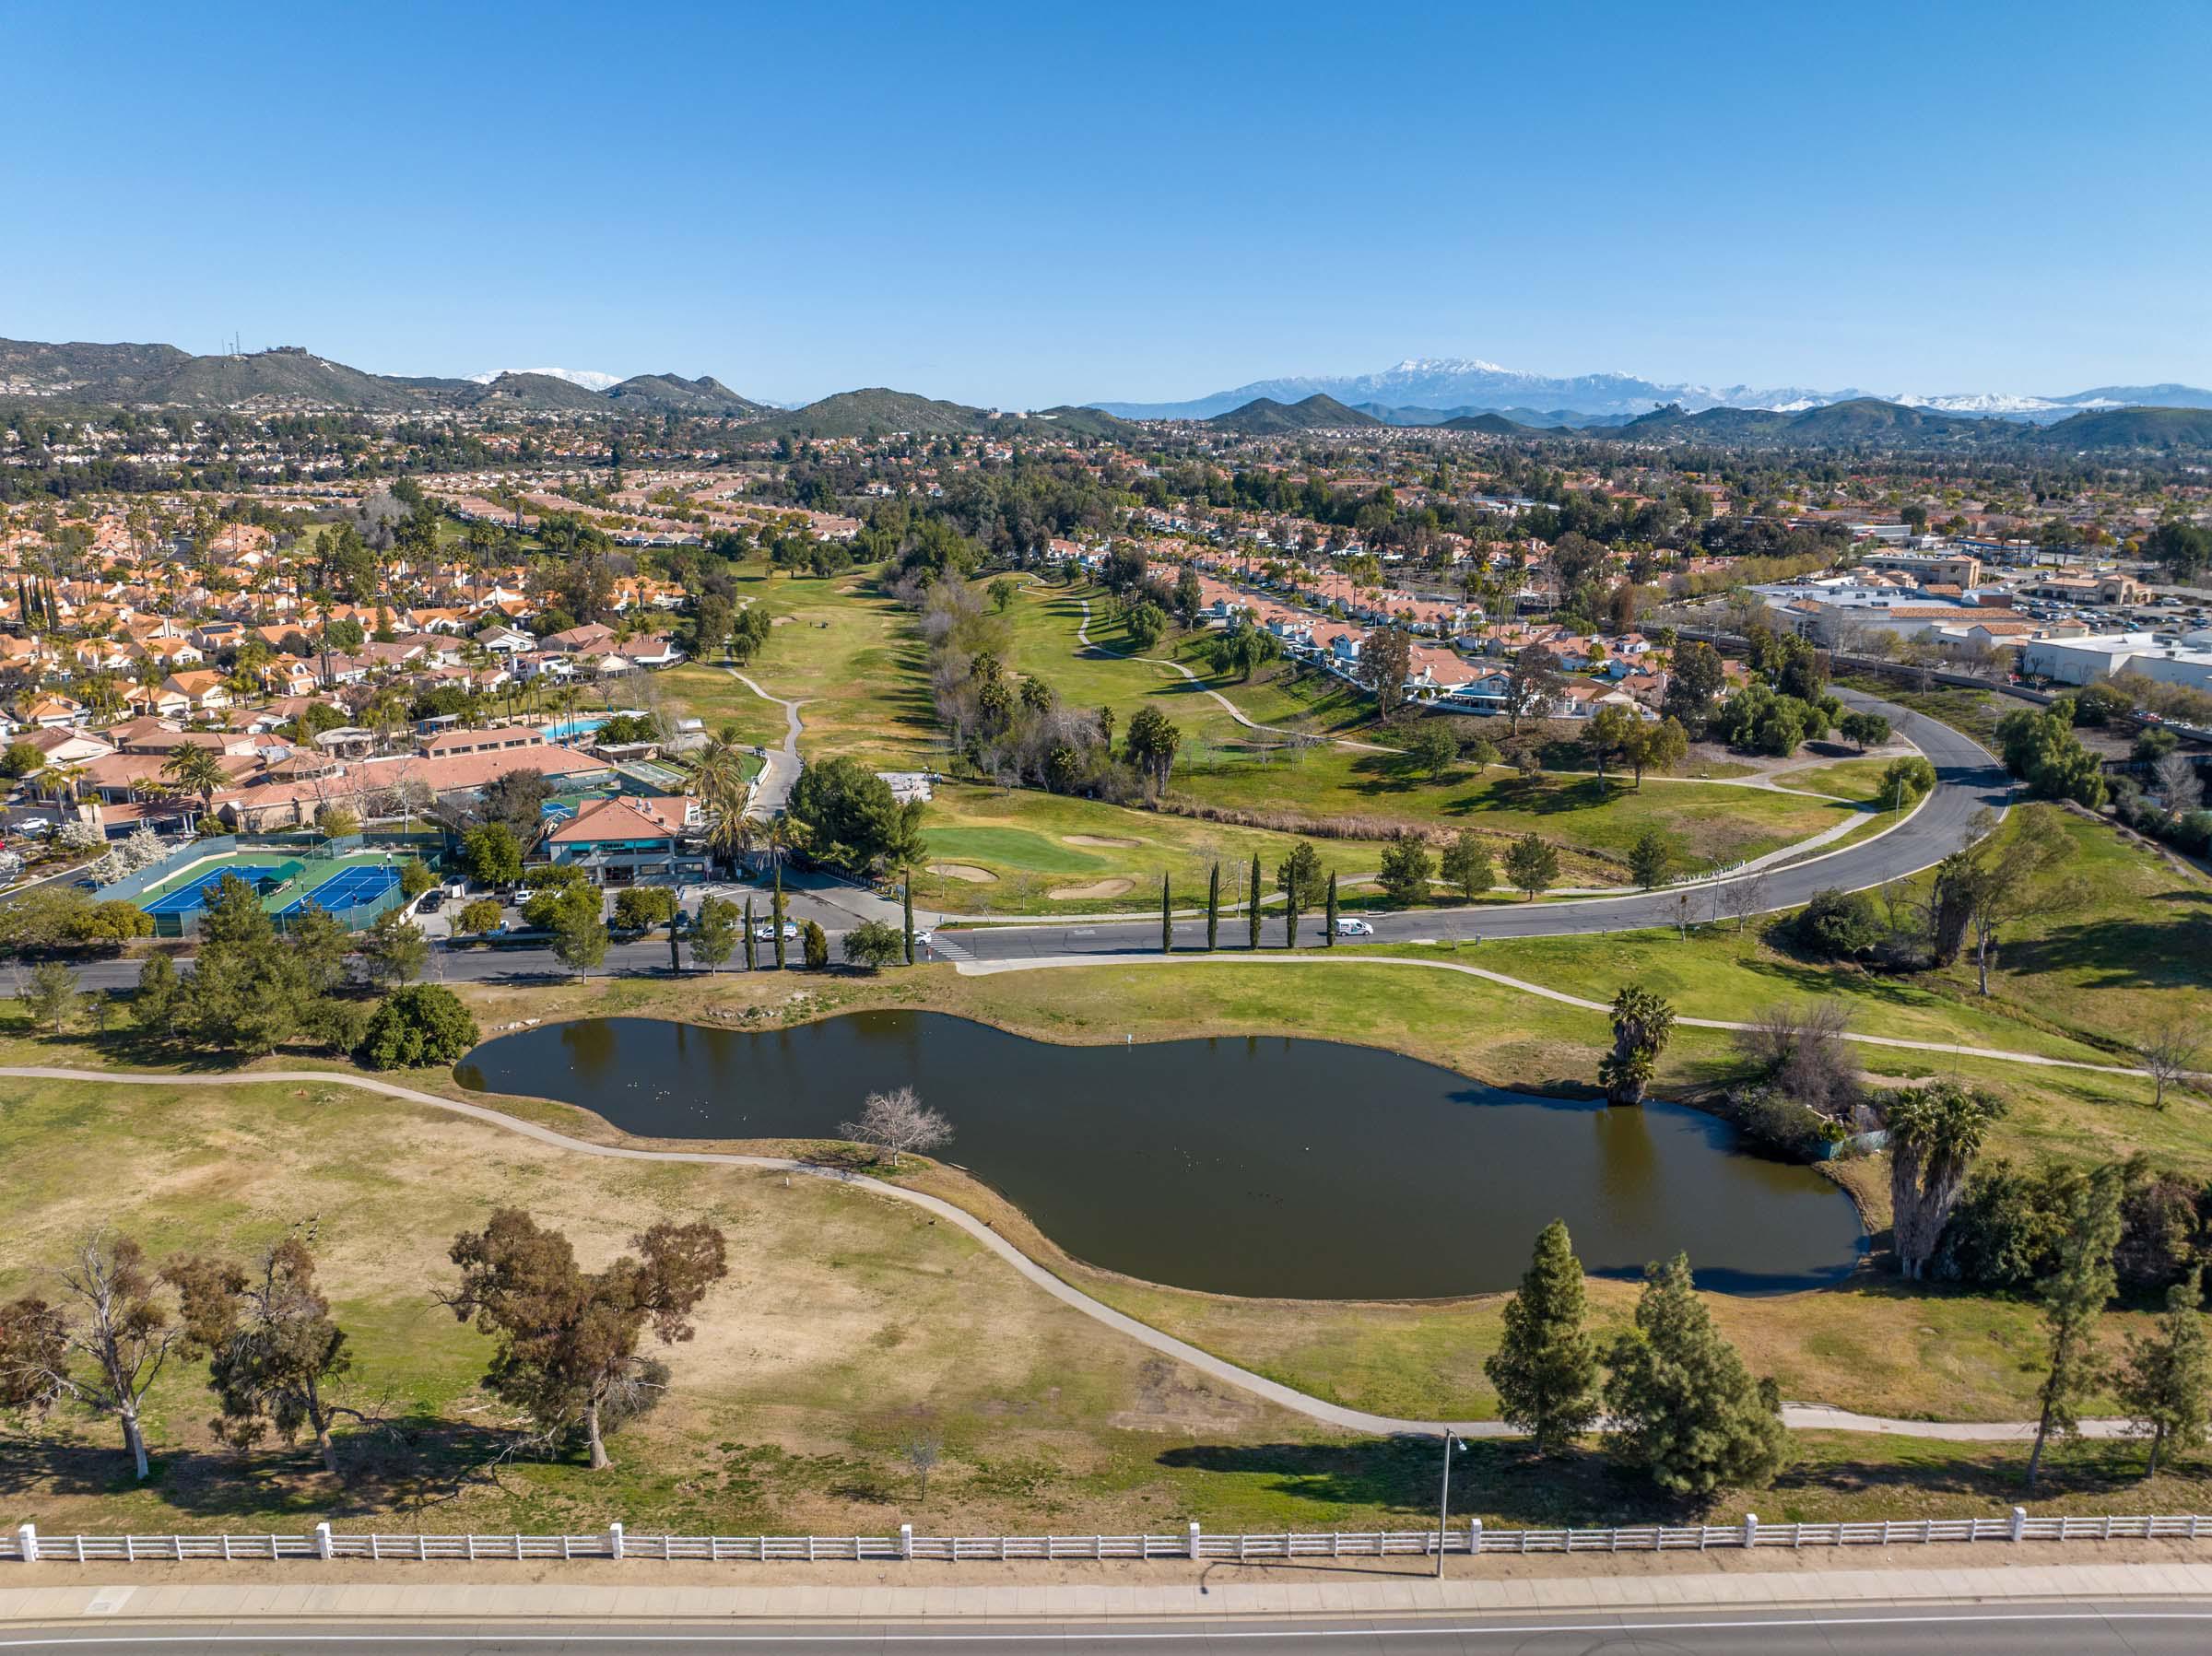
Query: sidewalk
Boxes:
[{"xmin": 6, "ymin": 1553, "xmax": 2212, "ymax": 1623}]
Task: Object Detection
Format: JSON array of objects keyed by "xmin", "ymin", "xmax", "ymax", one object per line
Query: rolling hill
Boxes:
[
  {"xmin": 605, "ymin": 373, "xmax": 768, "ymax": 416},
  {"xmin": 990, "ymin": 405, "xmax": 1139, "ymax": 440},
  {"xmin": 448, "ymin": 371, "xmax": 611, "ymax": 412},
  {"xmin": 749, "ymin": 388, "xmax": 990, "ymax": 440},
  {"xmin": 1206, "ymin": 393, "xmax": 1383, "ymax": 433},
  {"xmin": 2033, "ymin": 405, "xmax": 2212, "ymax": 448},
  {"xmin": 1435, "ymin": 411, "xmax": 1553, "ymax": 436}
]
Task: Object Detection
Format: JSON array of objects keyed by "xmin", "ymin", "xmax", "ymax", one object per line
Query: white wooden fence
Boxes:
[{"xmin": 9, "ymin": 1511, "xmax": 2210, "ymax": 1566}]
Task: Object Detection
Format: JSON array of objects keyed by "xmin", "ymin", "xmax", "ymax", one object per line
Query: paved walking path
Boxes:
[
  {"xmin": 728, "ymin": 670, "xmax": 804, "ymax": 820},
  {"xmin": 4, "ymin": 1561, "xmax": 2210, "ymax": 1623},
  {"xmin": 951, "ymin": 951, "xmax": 2151, "ymax": 1078},
  {"xmin": 0, "ymin": 1064, "xmax": 2137, "ymax": 1444}
]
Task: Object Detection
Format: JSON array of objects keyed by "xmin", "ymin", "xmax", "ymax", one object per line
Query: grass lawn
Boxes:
[
  {"xmin": 1776, "ymin": 755, "xmax": 1909, "ymax": 801},
  {"xmin": 911, "ymin": 781, "xmax": 1498, "ymax": 914},
  {"xmin": 1171, "ymin": 748, "xmax": 1857, "ymax": 871},
  {"xmin": 662, "ymin": 572, "xmax": 938, "ymax": 769},
  {"xmin": 6, "ymin": 934, "xmax": 2208, "ymax": 1533}
]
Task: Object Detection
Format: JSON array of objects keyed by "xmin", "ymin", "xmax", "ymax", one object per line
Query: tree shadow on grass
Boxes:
[
  {"xmin": 1441, "ymin": 774, "xmax": 1620, "ymax": 820},
  {"xmin": 0, "ymin": 1415, "xmax": 559, "ymax": 1523},
  {"xmin": 1157, "ymin": 1439, "xmax": 1700, "ymax": 1528},
  {"xmin": 1995, "ymin": 898, "xmax": 2212, "ymax": 998}
]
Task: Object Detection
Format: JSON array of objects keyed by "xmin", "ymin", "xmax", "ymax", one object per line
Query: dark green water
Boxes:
[{"xmin": 454, "ymin": 1011, "xmax": 1863, "ymax": 1299}]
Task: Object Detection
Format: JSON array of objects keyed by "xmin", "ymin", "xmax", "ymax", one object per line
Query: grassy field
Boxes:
[
  {"xmin": 660, "ymin": 572, "xmax": 937, "ymax": 769},
  {"xmin": 910, "ymin": 781, "xmax": 1559, "ymax": 914},
  {"xmin": 1170, "ymin": 748, "xmax": 1859, "ymax": 869},
  {"xmin": 0, "ymin": 1027, "xmax": 2200, "ymax": 1535}
]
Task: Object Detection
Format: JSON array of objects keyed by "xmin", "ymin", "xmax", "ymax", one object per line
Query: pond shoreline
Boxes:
[{"xmin": 454, "ymin": 1007, "xmax": 1867, "ymax": 1302}]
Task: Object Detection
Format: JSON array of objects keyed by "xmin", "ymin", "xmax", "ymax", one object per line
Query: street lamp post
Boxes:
[{"xmin": 1435, "ymin": 1431, "xmax": 1465, "ymax": 1578}]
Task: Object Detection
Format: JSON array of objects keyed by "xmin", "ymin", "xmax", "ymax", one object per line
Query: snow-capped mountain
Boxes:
[
  {"xmin": 467, "ymin": 367, "xmax": 623, "ymax": 392},
  {"xmin": 1092, "ymin": 358, "xmax": 2212, "ymax": 425}
]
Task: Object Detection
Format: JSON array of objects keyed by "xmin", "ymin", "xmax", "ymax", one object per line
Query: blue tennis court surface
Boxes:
[
  {"xmin": 143, "ymin": 863, "xmax": 289, "ymax": 915},
  {"xmin": 276, "ymin": 863, "xmax": 401, "ymax": 917}
]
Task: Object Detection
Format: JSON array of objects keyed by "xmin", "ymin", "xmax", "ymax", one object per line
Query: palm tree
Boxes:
[
  {"xmin": 161, "ymin": 746, "xmax": 229, "ymax": 830},
  {"xmin": 37, "ymin": 761, "xmax": 89, "ymax": 807},
  {"xmin": 694, "ymin": 741, "xmax": 758, "ymax": 868}
]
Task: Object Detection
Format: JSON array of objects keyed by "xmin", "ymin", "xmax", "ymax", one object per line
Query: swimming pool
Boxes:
[{"xmin": 542, "ymin": 717, "xmax": 607, "ymax": 742}]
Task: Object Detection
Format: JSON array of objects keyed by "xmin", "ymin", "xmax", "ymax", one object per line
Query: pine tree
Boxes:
[
  {"xmin": 1206, "ymin": 863, "xmax": 1219, "ymax": 951},
  {"xmin": 2118, "ymin": 1266, "xmax": 2211, "ymax": 1478},
  {"xmin": 1324, "ymin": 870, "xmax": 1338, "ymax": 944},
  {"xmin": 2028, "ymin": 1163, "xmax": 2126, "ymax": 1489},
  {"xmin": 1485, "ymin": 1220, "xmax": 1600, "ymax": 1454},
  {"xmin": 1247, "ymin": 853, "xmax": 1263, "ymax": 949},
  {"xmin": 1604, "ymin": 1253, "xmax": 1787, "ymax": 1497}
]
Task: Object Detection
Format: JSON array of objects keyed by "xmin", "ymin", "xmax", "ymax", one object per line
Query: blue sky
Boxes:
[{"xmin": 4, "ymin": 2, "xmax": 2207, "ymax": 406}]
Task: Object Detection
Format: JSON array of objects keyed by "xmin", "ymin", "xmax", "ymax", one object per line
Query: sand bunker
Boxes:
[
  {"xmin": 1051, "ymin": 877, "xmax": 1135, "ymax": 899},
  {"xmin": 1063, "ymin": 834, "xmax": 1143, "ymax": 848},
  {"xmin": 928, "ymin": 863, "xmax": 999, "ymax": 884}
]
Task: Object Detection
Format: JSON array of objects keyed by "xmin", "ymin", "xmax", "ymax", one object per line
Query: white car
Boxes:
[
  {"xmin": 911, "ymin": 929, "xmax": 935, "ymax": 949},
  {"xmin": 1333, "ymin": 917, "xmax": 1374, "ymax": 937},
  {"xmin": 754, "ymin": 920, "xmax": 799, "ymax": 942}
]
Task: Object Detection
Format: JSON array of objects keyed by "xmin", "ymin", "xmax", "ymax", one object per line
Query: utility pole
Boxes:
[{"xmin": 1435, "ymin": 1431, "xmax": 1464, "ymax": 1578}]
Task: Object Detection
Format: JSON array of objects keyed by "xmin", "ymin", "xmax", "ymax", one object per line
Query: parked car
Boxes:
[
  {"xmin": 1333, "ymin": 917, "xmax": 1374, "ymax": 937},
  {"xmin": 911, "ymin": 929, "xmax": 935, "ymax": 950},
  {"xmin": 754, "ymin": 920, "xmax": 799, "ymax": 942},
  {"xmin": 418, "ymin": 891, "xmax": 444, "ymax": 913}
]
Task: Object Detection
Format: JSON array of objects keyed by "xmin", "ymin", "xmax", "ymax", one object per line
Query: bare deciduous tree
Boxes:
[
  {"xmin": 1736, "ymin": 1001, "xmax": 1861, "ymax": 1120},
  {"xmin": 2138, "ymin": 1024, "xmax": 2206, "ymax": 1111},
  {"xmin": 0, "ymin": 1232, "xmax": 186, "ymax": 1479},
  {"xmin": 840, "ymin": 1086, "xmax": 954, "ymax": 1170},
  {"xmin": 901, "ymin": 1432, "xmax": 944, "ymax": 1503},
  {"xmin": 1719, "ymin": 869, "xmax": 1770, "ymax": 934},
  {"xmin": 2153, "ymin": 751, "xmax": 2204, "ymax": 816}
]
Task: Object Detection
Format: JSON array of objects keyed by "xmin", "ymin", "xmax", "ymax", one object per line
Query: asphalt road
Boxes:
[
  {"xmin": 53, "ymin": 687, "xmax": 2008, "ymax": 990},
  {"xmin": 947, "ymin": 685, "xmax": 2008, "ymax": 962},
  {"xmin": 5, "ymin": 1603, "xmax": 2210, "ymax": 1652}
]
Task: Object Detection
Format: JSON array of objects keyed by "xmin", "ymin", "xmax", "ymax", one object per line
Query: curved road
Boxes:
[
  {"xmin": 951, "ymin": 686, "xmax": 2008, "ymax": 962},
  {"xmin": 51, "ymin": 687, "xmax": 2006, "ymax": 990}
]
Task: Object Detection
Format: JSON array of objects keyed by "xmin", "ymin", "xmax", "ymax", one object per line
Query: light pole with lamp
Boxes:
[{"xmin": 1435, "ymin": 1430, "xmax": 1466, "ymax": 1577}]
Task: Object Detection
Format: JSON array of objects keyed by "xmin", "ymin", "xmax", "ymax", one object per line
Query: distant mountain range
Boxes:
[
  {"xmin": 0, "ymin": 339, "xmax": 771, "ymax": 417},
  {"xmin": 1098, "ymin": 356, "xmax": 2212, "ymax": 426},
  {"xmin": 5, "ymin": 336, "xmax": 2210, "ymax": 454}
]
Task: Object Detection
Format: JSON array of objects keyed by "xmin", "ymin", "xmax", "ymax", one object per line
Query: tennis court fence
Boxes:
[{"xmin": 9, "ymin": 1511, "xmax": 2209, "ymax": 1566}]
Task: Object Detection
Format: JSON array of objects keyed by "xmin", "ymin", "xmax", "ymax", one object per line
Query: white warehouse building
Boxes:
[{"xmin": 2018, "ymin": 631, "xmax": 2212, "ymax": 694}]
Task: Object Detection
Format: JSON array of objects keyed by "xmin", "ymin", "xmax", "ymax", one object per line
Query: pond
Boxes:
[{"xmin": 454, "ymin": 1012, "xmax": 1865, "ymax": 1300}]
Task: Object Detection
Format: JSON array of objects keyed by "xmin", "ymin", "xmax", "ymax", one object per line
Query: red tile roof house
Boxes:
[{"xmin": 542, "ymin": 794, "xmax": 708, "ymax": 886}]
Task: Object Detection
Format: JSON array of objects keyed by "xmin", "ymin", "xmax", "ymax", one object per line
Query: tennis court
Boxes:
[
  {"xmin": 276, "ymin": 863, "xmax": 402, "ymax": 918},
  {"xmin": 142, "ymin": 861, "xmax": 300, "ymax": 917}
]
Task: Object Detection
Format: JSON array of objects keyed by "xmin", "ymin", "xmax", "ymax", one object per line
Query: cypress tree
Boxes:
[
  {"xmin": 1604, "ymin": 1253, "xmax": 1787, "ymax": 1497},
  {"xmin": 772, "ymin": 865, "xmax": 786, "ymax": 969},
  {"xmin": 902, "ymin": 868, "xmax": 915, "ymax": 966},
  {"xmin": 1283, "ymin": 881, "xmax": 1299, "ymax": 949},
  {"xmin": 2028, "ymin": 1163, "xmax": 2126, "ymax": 1489},
  {"xmin": 1247, "ymin": 853, "xmax": 1262, "ymax": 949},
  {"xmin": 1160, "ymin": 874, "xmax": 1171, "ymax": 954},
  {"xmin": 1324, "ymin": 870, "xmax": 1338, "ymax": 945},
  {"xmin": 743, "ymin": 895, "xmax": 757, "ymax": 970},
  {"xmin": 2118, "ymin": 1265, "xmax": 2212, "ymax": 1478},
  {"xmin": 1486, "ymin": 1220, "xmax": 1601, "ymax": 1455},
  {"xmin": 1206, "ymin": 863, "xmax": 1219, "ymax": 951}
]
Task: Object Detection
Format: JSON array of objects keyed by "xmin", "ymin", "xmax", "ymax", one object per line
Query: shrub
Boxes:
[
  {"xmin": 355, "ymin": 984, "xmax": 481, "ymax": 1070},
  {"xmin": 801, "ymin": 919, "xmax": 829, "ymax": 969},
  {"xmin": 1793, "ymin": 887, "xmax": 1882, "ymax": 957},
  {"xmin": 612, "ymin": 886, "xmax": 677, "ymax": 931},
  {"xmin": 842, "ymin": 919, "xmax": 906, "ymax": 969},
  {"xmin": 1716, "ymin": 1085, "xmax": 1830, "ymax": 1159},
  {"xmin": 455, "ymin": 898, "xmax": 504, "ymax": 935},
  {"xmin": 1879, "ymin": 755, "xmax": 1936, "ymax": 807}
]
